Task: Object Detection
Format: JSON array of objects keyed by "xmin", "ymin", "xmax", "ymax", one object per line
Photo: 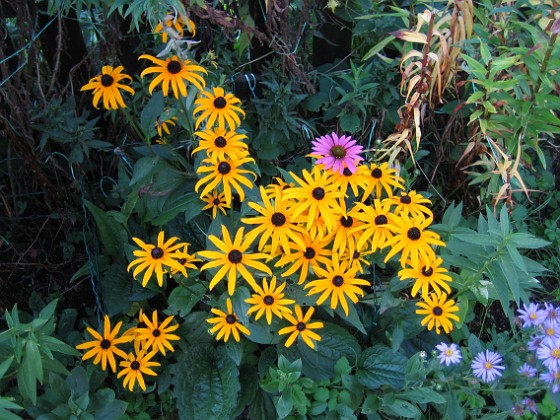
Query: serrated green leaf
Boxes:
[
  {"xmin": 168, "ymin": 283, "xmax": 206, "ymax": 317},
  {"xmin": 356, "ymin": 345, "xmax": 407, "ymax": 390}
]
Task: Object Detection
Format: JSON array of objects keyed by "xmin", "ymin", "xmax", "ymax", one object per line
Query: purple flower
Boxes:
[
  {"xmin": 311, "ymin": 132, "xmax": 363, "ymax": 174},
  {"xmin": 511, "ymin": 403, "xmax": 524, "ymax": 416},
  {"xmin": 517, "ymin": 362, "xmax": 537, "ymax": 378},
  {"xmin": 540, "ymin": 319, "xmax": 560, "ymax": 345},
  {"xmin": 435, "ymin": 342, "xmax": 462, "ymax": 366},
  {"xmin": 544, "ymin": 302, "xmax": 560, "ymax": 323},
  {"xmin": 536, "ymin": 339, "xmax": 560, "ymax": 371},
  {"xmin": 522, "ymin": 397, "xmax": 538, "ymax": 414},
  {"xmin": 540, "ymin": 369, "xmax": 560, "ymax": 393},
  {"xmin": 517, "ymin": 302, "xmax": 547, "ymax": 328},
  {"xmin": 528, "ymin": 334, "xmax": 544, "ymax": 351},
  {"xmin": 471, "ymin": 349, "xmax": 506, "ymax": 383}
]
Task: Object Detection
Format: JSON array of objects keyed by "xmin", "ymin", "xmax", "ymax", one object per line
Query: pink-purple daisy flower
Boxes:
[
  {"xmin": 471, "ymin": 349, "xmax": 505, "ymax": 383},
  {"xmin": 435, "ymin": 342, "xmax": 462, "ymax": 366},
  {"xmin": 517, "ymin": 302, "xmax": 547, "ymax": 328},
  {"xmin": 311, "ymin": 132, "xmax": 363, "ymax": 174}
]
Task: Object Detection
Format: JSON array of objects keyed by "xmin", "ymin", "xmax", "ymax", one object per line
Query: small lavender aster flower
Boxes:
[
  {"xmin": 436, "ymin": 342, "xmax": 462, "ymax": 366},
  {"xmin": 540, "ymin": 369, "xmax": 560, "ymax": 393},
  {"xmin": 511, "ymin": 403, "xmax": 524, "ymax": 416},
  {"xmin": 522, "ymin": 397, "xmax": 538, "ymax": 414},
  {"xmin": 471, "ymin": 349, "xmax": 506, "ymax": 383},
  {"xmin": 540, "ymin": 319, "xmax": 560, "ymax": 345},
  {"xmin": 528, "ymin": 334, "xmax": 544, "ymax": 352},
  {"xmin": 311, "ymin": 132, "xmax": 364, "ymax": 174},
  {"xmin": 517, "ymin": 362, "xmax": 537, "ymax": 378},
  {"xmin": 536, "ymin": 339, "xmax": 560, "ymax": 371},
  {"xmin": 544, "ymin": 302, "xmax": 560, "ymax": 323},
  {"xmin": 517, "ymin": 302, "xmax": 547, "ymax": 328}
]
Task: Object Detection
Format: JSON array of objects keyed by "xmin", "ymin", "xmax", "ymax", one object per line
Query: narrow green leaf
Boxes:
[
  {"xmin": 362, "ymin": 35, "xmax": 396, "ymax": 61},
  {"xmin": 480, "ymin": 42, "xmax": 491, "ymax": 66},
  {"xmin": 25, "ymin": 340, "xmax": 43, "ymax": 384},
  {"xmin": 499, "ymin": 205, "xmax": 509, "ymax": 237},
  {"xmin": 398, "ymin": 388, "xmax": 447, "ymax": 404},
  {"xmin": 0, "ymin": 356, "xmax": 14, "ymax": 379}
]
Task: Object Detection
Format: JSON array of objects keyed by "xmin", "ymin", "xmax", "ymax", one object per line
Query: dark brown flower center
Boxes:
[
  {"xmin": 330, "ymin": 145, "xmax": 347, "ymax": 159},
  {"xmin": 213, "ymin": 198, "xmax": 221, "ymax": 205},
  {"xmin": 407, "ymin": 227, "xmax": 421, "ymax": 240},
  {"xmin": 371, "ymin": 168, "xmax": 382, "ymax": 178},
  {"xmin": 343, "ymin": 168, "xmax": 352, "ymax": 176},
  {"xmin": 296, "ymin": 322, "xmax": 306, "ymax": 331},
  {"xmin": 218, "ymin": 162, "xmax": 231, "ymax": 174},
  {"xmin": 130, "ymin": 361, "xmax": 140, "ymax": 370},
  {"xmin": 400, "ymin": 195, "xmax": 412, "ymax": 204},
  {"xmin": 151, "ymin": 247, "xmax": 164, "ymax": 259},
  {"xmin": 340, "ymin": 216, "xmax": 353, "ymax": 227},
  {"xmin": 263, "ymin": 295, "xmax": 274, "ymax": 305},
  {"xmin": 433, "ymin": 306, "xmax": 443, "ymax": 316},
  {"xmin": 353, "ymin": 251, "xmax": 360, "ymax": 259},
  {"xmin": 214, "ymin": 97, "xmax": 227, "ymax": 109},
  {"xmin": 374, "ymin": 215, "xmax": 387, "ymax": 225},
  {"xmin": 303, "ymin": 247, "xmax": 315, "ymax": 259},
  {"xmin": 421, "ymin": 266, "xmax": 433, "ymax": 277},
  {"xmin": 214, "ymin": 136, "xmax": 227, "ymax": 147},
  {"xmin": 271, "ymin": 212, "xmax": 286, "ymax": 227},
  {"xmin": 101, "ymin": 74, "xmax": 114, "ymax": 87},
  {"xmin": 178, "ymin": 258, "xmax": 187, "ymax": 265},
  {"xmin": 152, "ymin": 329, "xmax": 161, "ymax": 337},
  {"xmin": 100, "ymin": 339, "xmax": 111, "ymax": 349},
  {"xmin": 167, "ymin": 60, "xmax": 182, "ymax": 74},
  {"xmin": 312, "ymin": 187, "xmax": 325, "ymax": 200},
  {"xmin": 228, "ymin": 250, "xmax": 242, "ymax": 264},
  {"xmin": 332, "ymin": 275, "xmax": 344, "ymax": 287},
  {"xmin": 226, "ymin": 314, "xmax": 236, "ymax": 324}
]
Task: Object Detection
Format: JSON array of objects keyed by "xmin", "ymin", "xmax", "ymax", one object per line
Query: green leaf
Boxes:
[
  {"xmin": 99, "ymin": 264, "xmax": 134, "ymax": 316},
  {"xmin": 248, "ymin": 391, "xmax": 276, "ymax": 420},
  {"xmin": 479, "ymin": 42, "xmax": 491, "ymax": 66},
  {"xmin": 509, "ymin": 233, "xmax": 550, "ymax": 249},
  {"xmin": 17, "ymin": 353, "xmax": 37, "ymax": 404},
  {"xmin": 384, "ymin": 398, "xmax": 421, "ymax": 418},
  {"xmin": 39, "ymin": 335, "xmax": 81, "ymax": 357},
  {"xmin": 129, "ymin": 155, "xmax": 160, "ymax": 188},
  {"xmin": 0, "ymin": 407, "xmax": 24, "ymax": 420},
  {"xmin": 173, "ymin": 345, "xmax": 240, "ymax": 420},
  {"xmin": 0, "ymin": 356, "xmax": 13, "ymax": 379},
  {"xmin": 84, "ymin": 200, "xmax": 127, "ymax": 258},
  {"xmin": 168, "ymin": 283, "xmax": 206, "ymax": 317},
  {"xmin": 453, "ymin": 233, "xmax": 501, "ymax": 247},
  {"xmin": 276, "ymin": 394, "xmax": 293, "ymax": 418},
  {"xmin": 339, "ymin": 112, "xmax": 361, "ymax": 133},
  {"xmin": 398, "ymin": 388, "xmax": 447, "ymax": 404},
  {"xmin": 38, "ymin": 299, "xmax": 58, "ymax": 321},
  {"xmin": 356, "ymin": 345, "xmax": 407, "ymax": 390},
  {"xmin": 233, "ymin": 365, "xmax": 258, "ymax": 418},
  {"xmin": 25, "ymin": 340, "xmax": 43, "ymax": 384},
  {"xmin": 362, "ymin": 35, "xmax": 396, "ymax": 61},
  {"xmin": 151, "ymin": 192, "xmax": 202, "ymax": 226},
  {"xmin": 498, "ymin": 205, "xmax": 510, "ymax": 237},
  {"xmin": 0, "ymin": 398, "xmax": 23, "ymax": 411},
  {"xmin": 486, "ymin": 261, "xmax": 511, "ymax": 315}
]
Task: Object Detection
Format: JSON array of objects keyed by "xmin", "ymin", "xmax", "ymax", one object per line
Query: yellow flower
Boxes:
[
  {"xmin": 241, "ymin": 185, "xmax": 306, "ymax": 257},
  {"xmin": 351, "ymin": 199, "xmax": 396, "ymax": 252},
  {"xmin": 139, "ymin": 54, "xmax": 207, "ymax": 99},
  {"xmin": 195, "ymin": 153, "xmax": 257, "ymax": 206},
  {"xmin": 278, "ymin": 305, "xmax": 323, "ymax": 349},
  {"xmin": 135, "ymin": 311, "xmax": 180, "ymax": 356},
  {"xmin": 154, "ymin": 14, "xmax": 196, "ymax": 43},
  {"xmin": 385, "ymin": 190, "xmax": 433, "ymax": 218},
  {"xmin": 245, "ymin": 276, "xmax": 295, "ymax": 324},
  {"xmin": 193, "ymin": 86, "xmax": 246, "ymax": 130},
  {"xmin": 127, "ymin": 231, "xmax": 188, "ymax": 287},
  {"xmin": 201, "ymin": 190, "xmax": 230, "ymax": 218},
  {"xmin": 81, "ymin": 65, "xmax": 135, "ymax": 110},
  {"xmin": 117, "ymin": 349, "xmax": 160, "ymax": 392},
  {"xmin": 281, "ymin": 166, "xmax": 344, "ymax": 232},
  {"xmin": 398, "ymin": 256, "xmax": 452, "ymax": 297},
  {"xmin": 155, "ymin": 116, "xmax": 177, "ymax": 137},
  {"xmin": 305, "ymin": 254, "xmax": 370, "ymax": 316},
  {"xmin": 207, "ymin": 298, "xmax": 251, "ymax": 342},
  {"xmin": 192, "ymin": 126, "xmax": 249, "ymax": 162},
  {"xmin": 169, "ymin": 243, "xmax": 200, "ymax": 276},
  {"xmin": 384, "ymin": 213, "xmax": 446, "ymax": 268},
  {"xmin": 415, "ymin": 293, "xmax": 460, "ymax": 334},
  {"xmin": 197, "ymin": 226, "xmax": 272, "ymax": 295},
  {"xmin": 340, "ymin": 247, "xmax": 372, "ymax": 274},
  {"xmin": 323, "ymin": 204, "xmax": 364, "ymax": 256},
  {"xmin": 123, "ymin": 308, "xmax": 148, "ymax": 354},
  {"xmin": 275, "ymin": 232, "xmax": 332, "ymax": 285},
  {"xmin": 329, "ymin": 165, "xmax": 368, "ymax": 199},
  {"xmin": 360, "ymin": 162, "xmax": 404, "ymax": 200},
  {"xmin": 76, "ymin": 315, "xmax": 132, "ymax": 372}
]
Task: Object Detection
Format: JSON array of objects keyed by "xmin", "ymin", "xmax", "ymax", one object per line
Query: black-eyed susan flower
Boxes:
[
  {"xmin": 415, "ymin": 293, "xmax": 460, "ymax": 334},
  {"xmin": 169, "ymin": 243, "xmax": 200, "ymax": 276},
  {"xmin": 117, "ymin": 349, "xmax": 160, "ymax": 392},
  {"xmin": 398, "ymin": 256, "xmax": 452, "ymax": 297},
  {"xmin": 193, "ymin": 86, "xmax": 246, "ymax": 130},
  {"xmin": 245, "ymin": 276, "xmax": 295, "ymax": 324},
  {"xmin": 201, "ymin": 190, "xmax": 230, "ymax": 218},
  {"xmin": 155, "ymin": 116, "xmax": 177, "ymax": 137},
  {"xmin": 282, "ymin": 166, "xmax": 344, "ymax": 233},
  {"xmin": 324, "ymin": 205, "xmax": 364, "ymax": 256},
  {"xmin": 139, "ymin": 54, "xmax": 207, "ymax": 99},
  {"xmin": 207, "ymin": 298, "xmax": 251, "ymax": 342},
  {"xmin": 360, "ymin": 162, "xmax": 404, "ymax": 200},
  {"xmin": 76, "ymin": 315, "xmax": 132, "ymax": 372},
  {"xmin": 127, "ymin": 231, "xmax": 188, "ymax": 288},
  {"xmin": 192, "ymin": 126, "xmax": 249, "ymax": 162},
  {"xmin": 154, "ymin": 14, "xmax": 196, "ymax": 43},
  {"xmin": 351, "ymin": 199, "xmax": 396, "ymax": 252},
  {"xmin": 241, "ymin": 186, "xmax": 306, "ymax": 257},
  {"xmin": 135, "ymin": 311, "xmax": 180, "ymax": 356},
  {"xmin": 385, "ymin": 190, "xmax": 433, "ymax": 218},
  {"xmin": 384, "ymin": 213, "xmax": 446, "ymax": 268},
  {"xmin": 341, "ymin": 247, "xmax": 372, "ymax": 274},
  {"xmin": 278, "ymin": 305, "xmax": 323, "ymax": 349},
  {"xmin": 123, "ymin": 308, "xmax": 148, "ymax": 354},
  {"xmin": 197, "ymin": 226, "xmax": 272, "ymax": 295},
  {"xmin": 304, "ymin": 254, "xmax": 370, "ymax": 316},
  {"xmin": 329, "ymin": 166, "xmax": 368, "ymax": 199},
  {"xmin": 81, "ymin": 65, "xmax": 135, "ymax": 110},
  {"xmin": 274, "ymin": 232, "xmax": 333, "ymax": 285},
  {"xmin": 195, "ymin": 153, "xmax": 257, "ymax": 206}
]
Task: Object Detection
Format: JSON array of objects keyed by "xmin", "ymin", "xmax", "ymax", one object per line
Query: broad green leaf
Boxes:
[
  {"xmin": 383, "ymin": 398, "xmax": 421, "ymax": 418},
  {"xmin": 361, "ymin": 394, "xmax": 380, "ymax": 414},
  {"xmin": 356, "ymin": 345, "xmax": 407, "ymax": 390},
  {"xmin": 0, "ymin": 406, "xmax": 24, "ymax": 420},
  {"xmin": 99, "ymin": 264, "xmax": 134, "ymax": 316},
  {"xmin": 446, "ymin": 390, "xmax": 465, "ymax": 420},
  {"xmin": 173, "ymin": 345, "xmax": 240, "ymax": 420},
  {"xmin": 84, "ymin": 200, "xmax": 127, "ymax": 257},
  {"xmin": 233, "ymin": 365, "xmax": 258, "ymax": 418},
  {"xmin": 276, "ymin": 394, "xmax": 293, "ymax": 418},
  {"xmin": 168, "ymin": 283, "xmax": 206, "ymax": 317},
  {"xmin": 17, "ymin": 353, "xmax": 37, "ymax": 404},
  {"xmin": 248, "ymin": 391, "xmax": 276, "ymax": 420},
  {"xmin": 151, "ymin": 192, "xmax": 202, "ymax": 226},
  {"xmin": 0, "ymin": 398, "xmax": 23, "ymax": 411},
  {"xmin": 398, "ymin": 388, "xmax": 447, "ymax": 404},
  {"xmin": 479, "ymin": 42, "xmax": 491, "ymax": 66},
  {"xmin": 129, "ymin": 155, "xmax": 160, "ymax": 188}
]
